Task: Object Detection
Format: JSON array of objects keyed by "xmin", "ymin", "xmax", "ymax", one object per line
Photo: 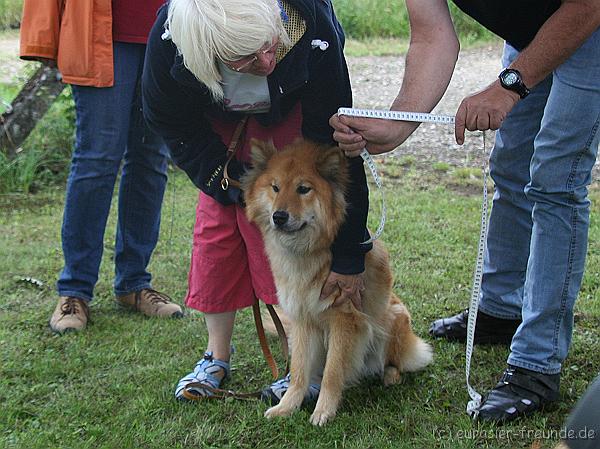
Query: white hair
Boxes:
[{"xmin": 167, "ymin": 0, "xmax": 290, "ymax": 101}]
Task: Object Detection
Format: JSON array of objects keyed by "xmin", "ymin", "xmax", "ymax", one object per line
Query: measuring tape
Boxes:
[
  {"xmin": 338, "ymin": 107, "xmax": 488, "ymax": 417},
  {"xmin": 338, "ymin": 107, "xmax": 456, "ymax": 125},
  {"xmin": 338, "ymin": 108, "xmax": 457, "ymax": 244}
]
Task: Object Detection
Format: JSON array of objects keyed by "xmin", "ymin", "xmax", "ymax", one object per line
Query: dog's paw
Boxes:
[
  {"xmin": 264, "ymin": 404, "xmax": 295, "ymax": 419},
  {"xmin": 383, "ymin": 366, "xmax": 401, "ymax": 386},
  {"xmin": 309, "ymin": 408, "xmax": 336, "ymax": 426}
]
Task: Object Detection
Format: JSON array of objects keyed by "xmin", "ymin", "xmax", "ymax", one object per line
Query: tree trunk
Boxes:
[{"xmin": 0, "ymin": 65, "xmax": 66, "ymax": 158}]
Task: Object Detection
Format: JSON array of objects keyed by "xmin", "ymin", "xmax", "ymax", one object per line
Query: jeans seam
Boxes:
[
  {"xmin": 118, "ymin": 168, "xmax": 134, "ymax": 292},
  {"xmin": 583, "ymin": 111, "xmax": 600, "ymax": 151},
  {"xmin": 565, "ymin": 150, "xmax": 584, "ymax": 192},
  {"xmin": 552, "ymin": 196, "xmax": 578, "ymax": 365}
]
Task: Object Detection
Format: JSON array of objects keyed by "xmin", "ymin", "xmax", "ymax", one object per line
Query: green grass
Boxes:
[
  {"xmin": 0, "ymin": 0, "xmax": 21, "ymax": 30},
  {"xmin": 0, "ymin": 80, "xmax": 74, "ymax": 194},
  {"xmin": 1, "ymin": 169, "xmax": 599, "ymax": 449},
  {"xmin": 334, "ymin": 0, "xmax": 495, "ymax": 43}
]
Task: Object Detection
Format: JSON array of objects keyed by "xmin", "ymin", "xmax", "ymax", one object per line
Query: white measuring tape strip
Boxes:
[
  {"xmin": 338, "ymin": 108, "xmax": 456, "ymax": 244},
  {"xmin": 465, "ymin": 132, "xmax": 489, "ymax": 419},
  {"xmin": 359, "ymin": 147, "xmax": 386, "ymax": 244},
  {"xmin": 338, "ymin": 107, "xmax": 488, "ymax": 417}
]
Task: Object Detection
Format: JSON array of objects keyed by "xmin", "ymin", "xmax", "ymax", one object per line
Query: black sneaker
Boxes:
[
  {"xmin": 478, "ymin": 365, "xmax": 560, "ymax": 422},
  {"xmin": 429, "ymin": 309, "xmax": 521, "ymax": 345}
]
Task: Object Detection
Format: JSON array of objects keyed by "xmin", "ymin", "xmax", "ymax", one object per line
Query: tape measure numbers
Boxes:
[
  {"xmin": 338, "ymin": 108, "xmax": 456, "ymax": 125},
  {"xmin": 338, "ymin": 107, "xmax": 489, "ymax": 418}
]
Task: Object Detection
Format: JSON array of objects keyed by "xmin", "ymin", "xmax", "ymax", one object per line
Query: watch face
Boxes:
[{"xmin": 502, "ymin": 71, "xmax": 518, "ymax": 86}]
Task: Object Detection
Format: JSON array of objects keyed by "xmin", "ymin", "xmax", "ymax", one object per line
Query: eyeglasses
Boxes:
[{"xmin": 223, "ymin": 39, "xmax": 279, "ymax": 72}]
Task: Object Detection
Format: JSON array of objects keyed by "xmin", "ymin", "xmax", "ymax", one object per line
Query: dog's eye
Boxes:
[
  {"xmin": 272, "ymin": 184, "xmax": 279, "ymax": 193},
  {"xmin": 297, "ymin": 185, "xmax": 312, "ymax": 195}
]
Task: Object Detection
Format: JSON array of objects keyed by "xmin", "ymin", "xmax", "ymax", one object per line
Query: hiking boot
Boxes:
[
  {"xmin": 429, "ymin": 309, "xmax": 521, "ymax": 345},
  {"xmin": 116, "ymin": 288, "xmax": 183, "ymax": 318},
  {"xmin": 49, "ymin": 296, "xmax": 89, "ymax": 333}
]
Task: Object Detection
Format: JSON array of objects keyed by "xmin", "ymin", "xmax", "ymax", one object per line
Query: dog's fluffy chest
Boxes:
[
  {"xmin": 276, "ymin": 282, "xmax": 328, "ymax": 321},
  {"xmin": 266, "ymin": 245, "xmax": 330, "ymax": 321}
]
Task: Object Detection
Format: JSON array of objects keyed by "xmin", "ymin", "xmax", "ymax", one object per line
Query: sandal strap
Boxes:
[
  {"xmin": 498, "ymin": 367, "xmax": 559, "ymax": 401},
  {"xmin": 175, "ymin": 352, "xmax": 230, "ymax": 400},
  {"xmin": 196, "ymin": 351, "xmax": 231, "ymax": 378}
]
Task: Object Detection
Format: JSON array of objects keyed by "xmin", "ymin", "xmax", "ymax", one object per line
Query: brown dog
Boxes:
[{"xmin": 242, "ymin": 139, "xmax": 433, "ymax": 426}]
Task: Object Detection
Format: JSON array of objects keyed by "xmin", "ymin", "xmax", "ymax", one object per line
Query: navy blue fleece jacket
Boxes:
[{"xmin": 142, "ymin": 0, "xmax": 371, "ymax": 273}]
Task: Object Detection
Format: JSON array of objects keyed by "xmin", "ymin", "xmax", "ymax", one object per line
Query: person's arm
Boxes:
[
  {"xmin": 19, "ymin": 0, "xmax": 61, "ymax": 63},
  {"xmin": 142, "ymin": 7, "xmax": 244, "ymax": 205},
  {"xmin": 331, "ymin": 0, "xmax": 459, "ymax": 156},
  {"xmin": 454, "ymin": 0, "xmax": 600, "ymax": 143},
  {"xmin": 303, "ymin": 1, "xmax": 369, "ymax": 269},
  {"xmin": 302, "ymin": 0, "xmax": 370, "ymax": 310}
]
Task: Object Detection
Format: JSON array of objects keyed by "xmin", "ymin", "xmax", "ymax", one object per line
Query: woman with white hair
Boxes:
[{"xmin": 142, "ymin": 0, "xmax": 371, "ymax": 403}]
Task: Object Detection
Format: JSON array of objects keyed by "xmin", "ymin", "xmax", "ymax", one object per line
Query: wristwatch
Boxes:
[{"xmin": 498, "ymin": 68, "xmax": 530, "ymax": 99}]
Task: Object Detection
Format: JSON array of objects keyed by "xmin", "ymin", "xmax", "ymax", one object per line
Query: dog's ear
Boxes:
[
  {"xmin": 316, "ymin": 146, "xmax": 348, "ymax": 188},
  {"xmin": 249, "ymin": 138, "xmax": 277, "ymax": 172},
  {"xmin": 241, "ymin": 139, "xmax": 278, "ymax": 194}
]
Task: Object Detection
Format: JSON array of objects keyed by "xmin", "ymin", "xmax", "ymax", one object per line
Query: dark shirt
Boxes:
[{"xmin": 451, "ymin": 0, "xmax": 561, "ymax": 50}]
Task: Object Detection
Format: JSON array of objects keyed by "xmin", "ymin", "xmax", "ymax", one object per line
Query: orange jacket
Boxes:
[{"xmin": 19, "ymin": 0, "xmax": 114, "ymax": 87}]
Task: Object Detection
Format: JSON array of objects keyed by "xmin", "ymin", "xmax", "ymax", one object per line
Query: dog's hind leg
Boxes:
[
  {"xmin": 384, "ymin": 298, "xmax": 433, "ymax": 386},
  {"xmin": 310, "ymin": 312, "xmax": 366, "ymax": 426},
  {"xmin": 264, "ymin": 322, "xmax": 320, "ymax": 419}
]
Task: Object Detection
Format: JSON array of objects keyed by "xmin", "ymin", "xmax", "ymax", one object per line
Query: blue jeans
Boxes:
[
  {"xmin": 57, "ymin": 42, "xmax": 169, "ymax": 301},
  {"xmin": 479, "ymin": 29, "xmax": 600, "ymax": 374}
]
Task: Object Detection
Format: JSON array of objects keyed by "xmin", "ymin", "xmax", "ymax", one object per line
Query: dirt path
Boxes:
[{"xmin": 0, "ymin": 31, "xmax": 24, "ymax": 84}]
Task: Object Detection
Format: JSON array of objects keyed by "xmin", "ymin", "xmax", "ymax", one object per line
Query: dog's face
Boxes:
[{"xmin": 242, "ymin": 139, "xmax": 348, "ymax": 253}]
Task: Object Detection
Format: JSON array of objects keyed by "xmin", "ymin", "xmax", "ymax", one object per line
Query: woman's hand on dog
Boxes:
[{"xmin": 320, "ymin": 271, "xmax": 366, "ymax": 311}]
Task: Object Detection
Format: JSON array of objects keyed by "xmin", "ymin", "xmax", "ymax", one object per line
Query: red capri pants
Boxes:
[{"xmin": 185, "ymin": 104, "xmax": 303, "ymax": 313}]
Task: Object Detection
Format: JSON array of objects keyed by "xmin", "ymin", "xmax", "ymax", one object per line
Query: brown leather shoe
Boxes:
[
  {"xmin": 116, "ymin": 288, "xmax": 183, "ymax": 318},
  {"xmin": 49, "ymin": 296, "xmax": 89, "ymax": 333}
]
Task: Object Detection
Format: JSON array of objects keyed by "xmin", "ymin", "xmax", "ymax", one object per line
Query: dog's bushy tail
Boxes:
[
  {"xmin": 398, "ymin": 331, "xmax": 434, "ymax": 373},
  {"xmin": 387, "ymin": 302, "xmax": 433, "ymax": 373}
]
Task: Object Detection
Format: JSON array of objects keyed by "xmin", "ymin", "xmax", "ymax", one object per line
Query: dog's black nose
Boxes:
[{"xmin": 272, "ymin": 210, "xmax": 289, "ymax": 227}]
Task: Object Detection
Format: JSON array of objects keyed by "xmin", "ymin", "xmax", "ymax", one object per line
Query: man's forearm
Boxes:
[
  {"xmin": 511, "ymin": 0, "xmax": 600, "ymax": 88},
  {"xmin": 389, "ymin": 0, "xmax": 459, "ymax": 144}
]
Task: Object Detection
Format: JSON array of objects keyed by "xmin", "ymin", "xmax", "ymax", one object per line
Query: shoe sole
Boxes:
[
  {"xmin": 114, "ymin": 301, "xmax": 185, "ymax": 319},
  {"xmin": 48, "ymin": 321, "xmax": 86, "ymax": 334}
]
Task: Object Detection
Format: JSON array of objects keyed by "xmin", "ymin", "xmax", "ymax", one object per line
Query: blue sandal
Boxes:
[
  {"xmin": 261, "ymin": 373, "xmax": 320, "ymax": 406},
  {"xmin": 175, "ymin": 351, "xmax": 230, "ymax": 400}
]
